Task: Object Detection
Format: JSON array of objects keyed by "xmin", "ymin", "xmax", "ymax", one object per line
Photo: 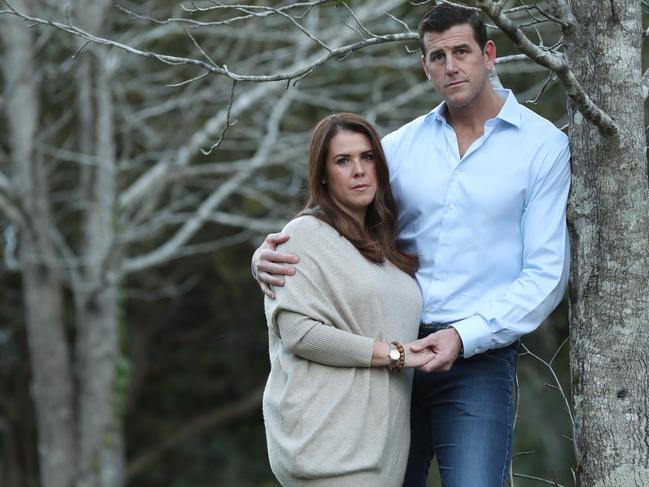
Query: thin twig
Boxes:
[
  {"xmin": 184, "ymin": 28, "xmax": 219, "ymax": 69},
  {"xmin": 513, "ymin": 472, "xmax": 565, "ymax": 487},
  {"xmin": 521, "ymin": 343, "xmax": 578, "ymax": 462},
  {"xmin": 527, "ymin": 71, "xmax": 556, "ymax": 104},
  {"xmin": 201, "ymin": 80, "xmax": 237, "ymax": 155},
  {"xmin": 549, "ymin": 336, "xmax": 569, "ymax": 366},
  {"xmin": 167, "ymin": 70, "xmax": 209, "ymax": 88}
]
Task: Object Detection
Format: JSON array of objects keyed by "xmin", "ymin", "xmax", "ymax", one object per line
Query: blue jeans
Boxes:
[{"xmin": 403, "ymin": 327, "xmax": 519, "ymax": 487}]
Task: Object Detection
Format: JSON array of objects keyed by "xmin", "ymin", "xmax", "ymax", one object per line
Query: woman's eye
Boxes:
[{"xmin": 362, "ymin": 153, "xmax": 375, "ymax": 160}]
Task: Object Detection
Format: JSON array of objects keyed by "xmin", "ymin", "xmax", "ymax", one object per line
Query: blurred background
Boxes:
[{"xmin": 0, "ymin": 1, "xmax": 575, "ymax": 486}]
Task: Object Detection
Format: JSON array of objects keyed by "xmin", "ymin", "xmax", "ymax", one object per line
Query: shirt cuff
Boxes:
[{"xmin": 451, "ymin": 315, "xmax": 493, "ymax": 358}]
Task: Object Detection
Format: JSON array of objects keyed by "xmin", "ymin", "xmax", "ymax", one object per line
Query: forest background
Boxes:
[{"xmin": 1, "ymin": 0, "xmax": 645, "ymax": 486}]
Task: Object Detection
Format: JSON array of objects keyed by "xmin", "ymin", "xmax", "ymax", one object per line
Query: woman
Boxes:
[{"xmin": 263, "ymin": 113, "xmax": 428, "ymax": 486}]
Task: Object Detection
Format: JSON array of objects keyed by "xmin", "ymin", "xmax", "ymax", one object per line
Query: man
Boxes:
[{"xmin": 252, "ymin": 4, "xmax": 570, "ymax": 486}]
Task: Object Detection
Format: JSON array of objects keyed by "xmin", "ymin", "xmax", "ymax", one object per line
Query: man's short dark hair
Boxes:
[{"xmin": 418, "ymin": 3, "xmax": 488, "ymax": 55}]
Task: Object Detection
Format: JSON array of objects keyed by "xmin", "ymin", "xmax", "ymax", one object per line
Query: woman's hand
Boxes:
[{"xmin": 403, "ymin": 342, "xmax": 436, "ymax": 368}]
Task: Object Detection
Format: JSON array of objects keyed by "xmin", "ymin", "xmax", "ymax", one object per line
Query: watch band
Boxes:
[
  {"xmin": 389, "ymin": 341, "xmax": 405, "ymax": 371},
  {"xmin": 388, "ymin": 343, "xmax": 400, "ymax": 368}
]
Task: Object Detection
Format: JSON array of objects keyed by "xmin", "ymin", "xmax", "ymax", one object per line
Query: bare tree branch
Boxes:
[
  {"xmin": 121, "ymin": 88, "xmax": 298, "ymax": 273},
  {"xmin": 0, "ymin": 193, "xmax": 23, "ymax": 227},
  {"xmin": 520, "ymin": 342, "xmax": 577, "ymax": 462},
  {"xmin": 180, "ymin": 0, "xmax": 331, "ymax": 23},
  {"xmin": 542, "ymin": 0, "xmax": 575, "ymax": 27},
  {"xmin": 207, "ymin": 211, "xmax": 290, "ymax": 233},
  {"xmin": 496, "ymin": 53, "xmax": 534, "ymax": 64},
  {"xmin": 527, "ymin": 71, "xmax": 557, "ymax": 104},
  {"xmin": 2, "ymin": 224, "xmax": 20, "ymax": 271},
  {"xmin": 128, "ymin": 230, "xmax": 253, "ymax": 264},
  {"xmin": 474, "ymin": 0, "xmax": 618, "ymax": 136},
  {"xmin": 167, "ymin": 149, "xmax": 304, "ymax": 180},
  {"xmin": 120, "ymin": 0, "xmax": 334, "ymax": 54},
  {"xmin": 504, "ymin": 2, "xmax": 571, "ymax": 29},
  {"xmin": 118, "ymin": 82, "xmax": 274, "ymax": 216},
  {"xmin": 201, "ymin": 79, "xmax": 237, "ymax": 155},
  {"xmin": 0, "ymin": 1, "xmax": 416, "ymax": 83},
  {"xmin": 117, "ymin": 1, "xmax": 405, "ymax": 217}
]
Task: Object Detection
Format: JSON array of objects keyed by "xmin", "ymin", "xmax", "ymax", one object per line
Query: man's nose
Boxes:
[{"xmin": 445, "ymin": 56, "xmax": 459, "ymax": 74}]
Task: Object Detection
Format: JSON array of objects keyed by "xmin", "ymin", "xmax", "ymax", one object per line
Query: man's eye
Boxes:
[{"xmin": 457, "ymin": 49, "xmax": 467, "ymax": 55}]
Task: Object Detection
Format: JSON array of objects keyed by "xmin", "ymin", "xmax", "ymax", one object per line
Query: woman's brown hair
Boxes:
[{"xmin": 300, "ymin": 113, "xmax": 418, "ymax": 277}]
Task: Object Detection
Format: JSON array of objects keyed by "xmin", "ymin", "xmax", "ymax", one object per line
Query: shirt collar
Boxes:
[{"xmin": 426, "ymin": 88, "xmax": 521, "ymax": 128}]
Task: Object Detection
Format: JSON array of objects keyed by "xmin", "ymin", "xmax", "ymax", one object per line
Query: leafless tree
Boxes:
[{"xmin": 2, "ymin": 1, "xmax": 645, "ymax": 486}]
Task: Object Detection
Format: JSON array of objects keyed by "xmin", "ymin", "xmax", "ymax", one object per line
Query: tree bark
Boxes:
[
  {"xmin": 74, "ymin": 1, "xmax": 124, "ymax": 485},
  {"xmin": 1, "ymin": 2, "xmax": 77, "ymax": 485},
  {"xmin": 565, "ymin": 1, "xmax": 649, "ymax": 485}
]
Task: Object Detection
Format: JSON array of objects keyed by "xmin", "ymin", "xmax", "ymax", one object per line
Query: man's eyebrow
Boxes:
[{"xmin": 428, "ymin": 43, "xmax": 472, "ymax": 57}]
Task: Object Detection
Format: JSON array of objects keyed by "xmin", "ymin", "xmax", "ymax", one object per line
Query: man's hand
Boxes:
[
  {"xmin": 409, "ymin": 328, "xmax": 463, "ymax": 373},
  {"xmin": 403, "ymin": 343, "xmax": 436, "ymax": 368},
  {"xmin": 252, "ymin": 232, "xmax": 299, "ymax": 299}
]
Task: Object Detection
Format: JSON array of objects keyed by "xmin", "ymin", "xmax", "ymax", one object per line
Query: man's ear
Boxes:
[
  {"xmin": 484, "ymin": 40, "xmax": 497, "ymax": 70},
  {"xmin": 421, "ymin": 55, "xmax": 431, "ymax": 80}
]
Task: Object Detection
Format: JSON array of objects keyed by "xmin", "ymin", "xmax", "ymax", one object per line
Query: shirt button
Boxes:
[
  {"xmin": 454, "ymin": 169, "xmax": 461, "ymax": 175},
  {"xmin": 474, "ymin": 347, "xmax": 482, "ymax": 354},
  {"xmin": 447, "ymin": 203, "xmax": 454, "ymax": 210},
  {"xmin": 441, "ymin": 240, "xmax": 448, "ymax": 246}
]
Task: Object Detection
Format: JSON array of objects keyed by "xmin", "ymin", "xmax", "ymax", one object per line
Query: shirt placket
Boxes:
[
  {"xmin": 423, "ymin": 123, "xmax": 461, "ymax": 316},
  {"xmin": 422, "ymin": 120, "xmax": 498, "ymax": 319}
]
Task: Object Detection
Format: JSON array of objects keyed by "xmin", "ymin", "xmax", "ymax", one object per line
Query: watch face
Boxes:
[{"xmin": 389, "ymin": 349, "xmax": 401, "ymax": 361}]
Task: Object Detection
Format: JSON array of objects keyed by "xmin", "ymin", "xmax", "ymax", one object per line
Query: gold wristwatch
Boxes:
[{"xmin": 388, "ymin": 343, "xmax": 401, "ymax": 368}]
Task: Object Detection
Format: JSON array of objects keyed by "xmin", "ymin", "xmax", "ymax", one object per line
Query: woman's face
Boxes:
[{"xmin": 324, "ymin": 130, "xmax": 377, "ymax": 225}]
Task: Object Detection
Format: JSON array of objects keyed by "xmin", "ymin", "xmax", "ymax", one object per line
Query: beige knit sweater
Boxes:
[{"xmin": 263, "ymin": 215, "xmax": 422, "ymax": 487}]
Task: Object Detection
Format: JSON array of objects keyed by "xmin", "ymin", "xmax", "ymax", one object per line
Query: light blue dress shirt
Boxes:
[{"xmin": 382, "ymin": 89, "xmax": 570, "ymax": 358}]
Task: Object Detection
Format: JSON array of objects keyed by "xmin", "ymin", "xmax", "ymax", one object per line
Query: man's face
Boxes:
[{"xmin": 421, "ymin": 24, "xmax": 496, "ymax": 109}]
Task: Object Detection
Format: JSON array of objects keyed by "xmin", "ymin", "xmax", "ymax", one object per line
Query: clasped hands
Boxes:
[
  {"xmin": 252, "ymin": 233, "xmax": 463, "ymax": 372},
  {"xmin": 406, "ymin": 328, "xmax": 463, "ymax": 373}
]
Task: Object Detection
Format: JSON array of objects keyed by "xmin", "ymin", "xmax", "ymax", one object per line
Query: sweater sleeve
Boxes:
[
  {"xmin": 265, "ymin": 216, "xmax": 376, "ymax": 368},
  {"xmin": 276, "ymin": 311, "xmax": 374, "ymax": 367}
]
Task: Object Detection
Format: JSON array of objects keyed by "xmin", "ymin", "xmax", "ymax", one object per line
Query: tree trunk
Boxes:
[
  {"xmin": 21, "ymin": 248, "xmax": 77, "ymax": 487},
  {"xmin": 565, "ymin": 1, "xmax": 649, "ymax": 485},
  {"xmin": 1, "ymin": 3, "xmax": 78, "ymax": 487},
  {"xmin": 74, "ymin": 1, "xmax": 124, "ymax": 485}
]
